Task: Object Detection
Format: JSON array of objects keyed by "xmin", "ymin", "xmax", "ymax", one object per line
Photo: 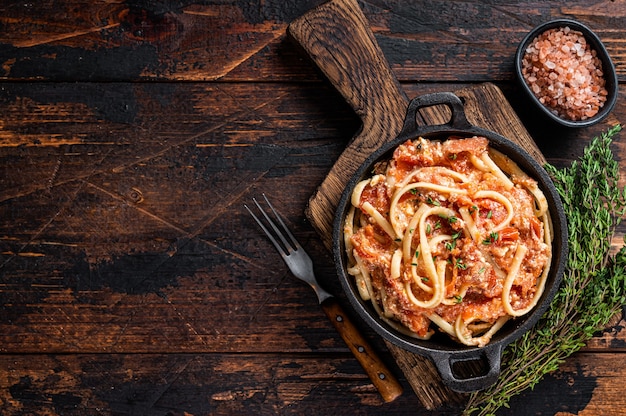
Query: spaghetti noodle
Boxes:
[{"xmin": 343, "ymin": 136, "xmax": 552, "ymax": 347}]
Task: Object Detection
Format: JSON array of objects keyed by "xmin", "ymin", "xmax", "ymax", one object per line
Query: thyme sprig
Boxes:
[{"xmin": 464, "ymin": 124, "xmax": 626, "ymax": 416}]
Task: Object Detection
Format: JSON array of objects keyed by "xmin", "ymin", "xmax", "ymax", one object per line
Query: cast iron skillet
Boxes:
[{"xmin": 332, "ymin": 92, "xmax": 568, "ymax": 393}]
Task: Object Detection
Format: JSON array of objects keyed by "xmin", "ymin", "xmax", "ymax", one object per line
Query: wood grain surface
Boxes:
[{"xmin": 0, "ymin": 0, "xmax": 625, "ymax": 415}]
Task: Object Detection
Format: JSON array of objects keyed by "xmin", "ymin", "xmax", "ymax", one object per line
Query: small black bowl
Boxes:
[{"xmin": 515, "ymin": 19, "xmax": 618, "ymax": 128}]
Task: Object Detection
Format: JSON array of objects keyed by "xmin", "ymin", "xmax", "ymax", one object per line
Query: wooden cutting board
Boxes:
[{"xmin": 288, "ymin": 0, "xmax": 545, "ymax": 409}]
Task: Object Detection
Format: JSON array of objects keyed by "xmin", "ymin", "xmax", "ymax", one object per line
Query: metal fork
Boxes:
[{"xmin": 245, "ymin": 194, "xmax": 403, "ymax": 403}]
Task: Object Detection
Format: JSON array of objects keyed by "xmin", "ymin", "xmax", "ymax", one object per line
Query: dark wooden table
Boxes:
[{"xmin": 0, "ymin": 1, "xmax": 624, "ymax": 415}]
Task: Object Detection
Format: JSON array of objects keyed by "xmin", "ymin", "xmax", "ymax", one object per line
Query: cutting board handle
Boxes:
[{"xmin": 288, "ymin": 0, "xmax": 408, "ymax": 137}]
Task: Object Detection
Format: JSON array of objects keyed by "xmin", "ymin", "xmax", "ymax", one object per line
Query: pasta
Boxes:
[{"xmin": 343, "ymin": 136, "xmax": 552, "ymax": 347}]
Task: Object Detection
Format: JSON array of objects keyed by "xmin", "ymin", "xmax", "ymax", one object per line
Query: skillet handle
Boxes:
[
  {"xmin": 430, "ymin": 345, "xmax": 502, "ymax": 393},
  {"xmin": 399, "ymin": 92, "xmax": 473, "ymax": 139}
]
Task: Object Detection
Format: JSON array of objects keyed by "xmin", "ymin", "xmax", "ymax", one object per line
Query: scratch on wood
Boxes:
[
  {"xmin": 47, "ymin": 157, "xmax": 62, "ymax": 191},
  {"xmin": 209, "ymin": 25, "xmax": 287, "ymax": 81},
  {"xmin": 16, "ymin": 252, "xmax": 46, "ymax": 257},
  {"xmin": 0, "ymin": 146, "xmax": 109, "ymax": 204},
  {"xmin": 110, "ymin": 88, "xmax": 289, "ymax": 176},
  {"xmin": 0, "ymin": 204, "xmax": 64, "ymax": 270},
  {"xmin": 300, "ymin": 372, "xmax": 368, "ymax": 381},
  {"xmin": 158, "ymin": 290, "xmax": 205, "ymax": 348},
  {"xmin": 108, "ymin": 308, "xmax": 136, "ymax": 350},
  {"xmin": 13, "ymin": 23, "xmax": 121, "ymax": 48},
  {"xmin": 39, "ymin": 241, "xmax": 79, "ymax": 247},
  {"xmin": 211, "ymin": 388, "xmax": 266, "ymax": 401},
  {"xmin": 0, "ymin": 156, "xmax": 99, "ymax": 270},
  {"xmin": 182, "ymin": 9, "xmax": 220, "ymax": 17},
  {"xmin": 562, "ymin": 4, "xmax": 626, "ymax": 16},
  {"xmin": 83, "ymin": 180, "xmax": 263, "ymax": 270},
  {"xmin": 85, "ymin": 181, "xmax": 190, "ymax": 236},
  {"xmin": 195, "ymin": 143, "xmax": 253, "ymax": 148},
  {"xmin": 249, "ymin": 274, "xmax": 289, "ymax": 322},
  {"xmin": 144, "ymin": 356, "xmax": 195, "ymax": 409}
]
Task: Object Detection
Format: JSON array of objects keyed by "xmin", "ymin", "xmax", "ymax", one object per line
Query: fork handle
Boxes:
[{"xmin": 321, "ymin": 297, "xmax": 403, "ymax": 402}]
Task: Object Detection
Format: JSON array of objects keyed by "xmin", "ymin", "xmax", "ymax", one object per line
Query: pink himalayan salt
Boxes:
[{"xmin": 521, "ymin": 26, "xmax": 608, "ymax": 121}]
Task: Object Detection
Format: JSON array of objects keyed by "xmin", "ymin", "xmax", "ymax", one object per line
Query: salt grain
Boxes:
[{"xmin": 521, "ymin": 26, "xmax": 607, "ymax": 121}]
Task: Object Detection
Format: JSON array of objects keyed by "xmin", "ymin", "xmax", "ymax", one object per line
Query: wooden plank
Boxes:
[
  {"xmin": 1, "ymin": 82, "xmax": 624, "ymax": 355},
  {"xmin": 0, "ymin": 354, "xmax": 425, "ymax": 415},
  {"xmin": 0, "ymin": 352, "xmax": 624, "ymax": 415},
  {"xmin": 0, "ymin": 1, "xmax": 624, "ymax": 82},
  {"xmin": 0, "ymin": 1, "xmax": 324, "ymax": 82},
  {"xmin": 0, "ymin": 80, "xmax": 624, "ymax": 354},
  {"xmin": 0, "ymin": 82, "xmax": 622, "ymax": 170}
]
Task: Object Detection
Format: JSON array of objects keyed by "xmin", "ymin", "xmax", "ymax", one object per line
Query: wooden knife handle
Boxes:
[{"xmin": 321, "ymin": 297, "xmax": 403, "ymax": 403}]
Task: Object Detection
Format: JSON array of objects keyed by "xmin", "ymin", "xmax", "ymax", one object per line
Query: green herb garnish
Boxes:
[
  {"xmin": 455, "ymin": 258, "xmax": 468, "ymax": 270},
  {"xmin": 482, "ymin": 232, "xmax": 499, "ymax": 245}
]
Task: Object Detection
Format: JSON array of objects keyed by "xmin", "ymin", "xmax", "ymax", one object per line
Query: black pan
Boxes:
[{"xmin": 332, "ymin": 92, "xmax": 568, "ymax": 393}]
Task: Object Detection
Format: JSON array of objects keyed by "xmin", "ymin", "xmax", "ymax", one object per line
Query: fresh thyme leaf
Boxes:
[
  {"xmin": 482, "ymin": 232, "xmax": 499, "ymax": 245},
  {"xmin": 455, "ymin": 258, "xmax": 468, "ymax": 270},
  {"xmin": 464, "ymin": 124, "xmax": 626, "ymax": 415}
]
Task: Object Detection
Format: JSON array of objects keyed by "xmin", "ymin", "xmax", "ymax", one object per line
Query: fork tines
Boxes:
[{"xmin": 244, "ymin": 194, "xmax": 299, "ymax": 256}]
